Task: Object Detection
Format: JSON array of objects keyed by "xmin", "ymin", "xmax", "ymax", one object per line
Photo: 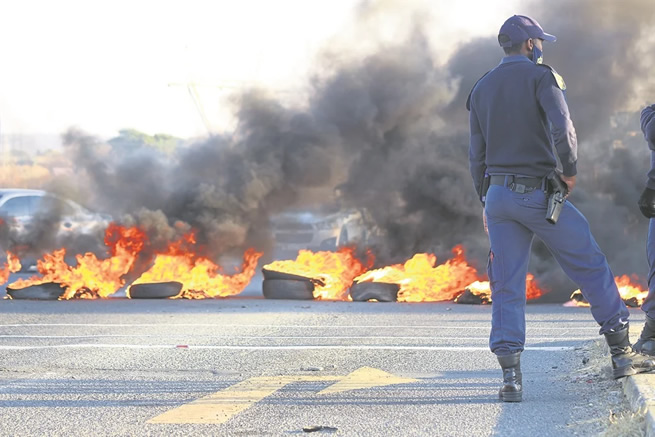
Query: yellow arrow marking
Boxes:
[
  {"xmin": 147, "ymin": 368, "xmax": 417, "ymax": 424},
  {"xmin": 147, "ymin": 375, "xmax": 339, "ymax": 424},
  {"xmin": 318, "ymin": 366, "xmax": 419, "ymax": 395}
]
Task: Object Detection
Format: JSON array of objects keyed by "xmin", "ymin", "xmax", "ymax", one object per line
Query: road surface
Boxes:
[{"xmin": 0, "ymin": 297, "xmax": 634, "ymax": 436}]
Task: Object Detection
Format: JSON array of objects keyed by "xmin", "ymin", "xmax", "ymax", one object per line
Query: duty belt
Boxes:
[{"xmin": 489, "ymin": 175, "xmax": 544, "ymax": 194}]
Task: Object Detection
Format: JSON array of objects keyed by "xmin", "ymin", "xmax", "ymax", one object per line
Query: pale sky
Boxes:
[{"xmin": 0, "ymin": 0, "xmax": 520, "ymax": 141}]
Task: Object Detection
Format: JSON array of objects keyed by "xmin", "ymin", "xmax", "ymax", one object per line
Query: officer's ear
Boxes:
[{"xmin": 526, "ymin": 39, "xmax": 535, "ymax": 51}]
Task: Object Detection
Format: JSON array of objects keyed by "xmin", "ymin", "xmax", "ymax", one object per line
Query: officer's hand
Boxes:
[
  {"xmin": 560, "ymin": 175, "xmax": 576, "ymax": 195},
  {"xmin": 638, "ymin": 187, "xmax": 655, "ymax": 218}
]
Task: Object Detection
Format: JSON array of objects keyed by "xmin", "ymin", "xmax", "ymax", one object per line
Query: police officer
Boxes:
[
  {"xmin": 467, "ymin": 14, "xmax": 655, "ymax": 403},
  {"xmin": 631, "ymin": 106, "xmax": 655, "ymax": 354}
]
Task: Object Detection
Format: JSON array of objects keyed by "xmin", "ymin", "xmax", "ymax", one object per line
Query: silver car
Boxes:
[
  {"xmin": 270, "ymin": 204, "xmax": 371, "ymax": 258},
  {"xmin": 0, "ymin": 189, "xmax": 111, "ymax": 236}
]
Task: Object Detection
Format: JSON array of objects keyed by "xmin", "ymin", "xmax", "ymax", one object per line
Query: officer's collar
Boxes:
[{"xmin": 500, "ymin": 55, "xmax": 532, "ymax": 65}]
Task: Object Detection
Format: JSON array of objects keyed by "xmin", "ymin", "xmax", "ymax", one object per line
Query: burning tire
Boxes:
[
  {"xmin": 349, "ymin": 281, "xmax": 399, "ymax": 302},
  {"xmin": 6, "ymin": 282, "xmax": 65, "ymax": 300},
  {"xmin": 128, "ymin": 281, "xmax": 183, "ymax": 299},
  {"xmin": 454, "ymin": 289, "xmax": 490, "ymax": 305},
  {"xmin": 262, "ymin": 267, "xmax": 314, "ymax": 282},
  {"xmin": 262, "ymin": 279, "xmax": 314, "ymax": 300}
]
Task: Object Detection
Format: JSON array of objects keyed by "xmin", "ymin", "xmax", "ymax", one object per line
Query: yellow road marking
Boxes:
[
  {"xmin": 148, "ymin": 367, "xmax": 417, "ymax": 425},
  {"xmin": 318, "ymin": 366, "xmax": 419, "ymax": 395},
  {"xmin": 147, "ymin": 375, "xmax": 339, "ymax": 424}
]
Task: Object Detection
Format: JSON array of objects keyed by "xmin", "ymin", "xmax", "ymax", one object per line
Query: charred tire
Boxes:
[
  {"xmin": 6, "ymin": 282, "xmax": 65, "ymax": 300},
  {"xmin": 129, "ymin": 281, "xmax": 183, "ymax": 299},
  {"xmin": 349, "ymin": 282, "xmax": 399, "ymax": 302},
  {"xmin": 262, "ymin": 279, "xmax": 315, "ymax": 300},
  {"xmin": 454, "ymin": 289, "xmax": 489, "ymax": 305},
  {"xmin": 262, "ymin": 268, "xmax": 314, "ymax": 282}
]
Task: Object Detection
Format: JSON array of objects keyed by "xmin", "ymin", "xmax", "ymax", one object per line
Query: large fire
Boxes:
[
  {"xmin": 7, "ymin": 224, "xmax": 147, "ymax": 299},
  {"xmin": 570, "ymin": 275, "xmax": 648, "ymax": 307},
  {"xmin": 264, "ymin": 247, "xmax": 371, "ymax": 300},
  {"xmin": 354, "ymin": 246, "xmax": 480, "ymax": 302},
  {"xmin": 353, "ymin": 246, "xmax": 544, "ymax": 302},
  {"xmin": 129, "ymin": 238, "xmax": 262, "ymax": 299}
]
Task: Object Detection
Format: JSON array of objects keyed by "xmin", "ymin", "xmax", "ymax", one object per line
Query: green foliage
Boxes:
[{"xmin": 108, "ymin": 128, "xmax": 182, "ymax": 155}]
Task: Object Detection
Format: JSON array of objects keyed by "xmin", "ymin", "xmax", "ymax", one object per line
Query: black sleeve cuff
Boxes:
[{"xmin": 560, "ymin": 160, "xmax": 577, "ymax": 177}]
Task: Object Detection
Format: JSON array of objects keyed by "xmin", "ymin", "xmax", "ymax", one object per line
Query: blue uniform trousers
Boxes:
[
  {"xmin": 485, "ymin": 184, "xmax": 629, "ymax": 356},
  {"xmin": 642, "ymin": 220, "xmax": 655, "ymax": 318}
]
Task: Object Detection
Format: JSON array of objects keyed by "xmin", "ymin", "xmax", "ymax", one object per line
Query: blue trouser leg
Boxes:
[
  {"xmin": 641, "ymin": 219, "xmax": 655, "ymax": 318},
  {"xmin": 527, "ymin": 196, "xmax": 628, "ymax": 334},
  {"xmin": 486, "ymin": 185, "xmax": 629, "ymax": 356},
  {"xmin": 485, "ymin": 185, "xmax": 534, "ymax": 355},
  {"xmin": 486, "ymin": 209, "xmax": 534, "ymax": 356}
]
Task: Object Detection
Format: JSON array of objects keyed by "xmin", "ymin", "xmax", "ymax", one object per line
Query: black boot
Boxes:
[
  {"xmin": 604, "ymin": 328, "xmax": 655, "ymax": 379},
  {"xmin": 634, "ymin": 315, "xmax": 655, "ymax": 356},
  {"xmin": 497, "ymin": 352, "xmax": 522, "ymax": 402}
]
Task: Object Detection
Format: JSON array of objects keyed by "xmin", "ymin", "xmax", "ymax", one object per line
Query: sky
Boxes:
[{"xmin": 0, "ymin": 0, "xmax": 521, "ymax": 142}]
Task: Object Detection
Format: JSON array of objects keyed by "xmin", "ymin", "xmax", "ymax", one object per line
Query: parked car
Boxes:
[{"xmin": 0, "ymin": 189, "xmax": 111, "ymax": 237}]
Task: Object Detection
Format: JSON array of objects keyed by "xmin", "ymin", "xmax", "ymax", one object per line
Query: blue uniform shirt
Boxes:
[
  {"xmin": 468, "ymin": 55, "xmax": 578, "ymax": 197},
  {"xmin": 640, "ymin": 105, "xmax": 655, "ymax": 190}
]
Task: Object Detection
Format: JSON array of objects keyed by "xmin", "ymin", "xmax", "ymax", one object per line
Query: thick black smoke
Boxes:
[
  {"xmin": 61, "ymin": 92, "xmax": 345, "ymax": 262},
  {"xmin": 28, "ymin": 0, "xmax": 655, "ymax": 300}
]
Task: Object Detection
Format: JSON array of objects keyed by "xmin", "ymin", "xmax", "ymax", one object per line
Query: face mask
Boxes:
[{"xmin": 531, "ymin": 44, "xmax": 543, "ymax": 64}]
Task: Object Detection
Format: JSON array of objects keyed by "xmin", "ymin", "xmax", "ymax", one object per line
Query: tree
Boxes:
[{"xmin": 108, "ymin": 129, "xmax": 182, "ymax": 155}]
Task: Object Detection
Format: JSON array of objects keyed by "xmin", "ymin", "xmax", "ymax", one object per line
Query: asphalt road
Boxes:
[{"xmin": 0, "ymin": 293, "xmax": 637, "ymax": 437}]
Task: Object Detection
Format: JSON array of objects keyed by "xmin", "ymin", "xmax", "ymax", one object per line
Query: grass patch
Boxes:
[{"xmin": 601, "ymin": 409, "xmax": 645, "ymax": 437}]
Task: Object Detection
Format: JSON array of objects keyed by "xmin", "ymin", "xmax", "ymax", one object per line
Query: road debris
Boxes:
[{"xmin": 303, "ymin": 425, "xmax": 338, "ymax": 433}]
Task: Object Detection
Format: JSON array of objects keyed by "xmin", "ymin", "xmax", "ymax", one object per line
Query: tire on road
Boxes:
[
  {"xmin": 129, "ymin": 281, "xmax": 183, "ymax": 299},
  {"xmin": 262, "ymin": 279, "xmax": 315, "ymax": 300},
  {"xmin": 262, "ymin": 268, "xmax": 315, "ymax": 282},
  {"xmin": 349, "ymin": 281, "xmax": 399, "ymax": 302},
  {"xmin": 6, "ymin": 282, "xmax": 66, "ymax": 300},
  {"xmin": 454, "ymin": 289, "xmax": 490, "ymax": 305}
]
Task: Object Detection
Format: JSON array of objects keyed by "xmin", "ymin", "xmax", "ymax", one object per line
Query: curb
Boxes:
[{"xmin": 622, "ymin": 374, "xmax": 655, "ymax": 437}]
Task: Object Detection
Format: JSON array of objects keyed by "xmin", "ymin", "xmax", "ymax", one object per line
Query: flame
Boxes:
[
  {"xmin": 464, "ymin": 280, "xmax": 492, "ymax": 297},
  {"xmin": 525, "ymin": 273, "xmax": 544, "ymax": 300},
  {"xmin": 354, "ymin": 246, "xmax": 480, "ymax": 302},
  {"xmin": 353, "ymin": 246, "xmax": 544, "ymax": 303},
  {"xmin": 264, "ymin": 247, "xmax": 370, "ymax": 300},
  {"xmin": 130, "ymin": 244, "xmax": 263, "ymax": 299},
  {"xmin": 457, "ymin": 273, "xmax": 544, "ymax": 303},
  {"xmin": 570, "ymin": 275, "xmax": 648, "ymax": 307},
  {"xmin": 8, "ymin": 224, "xmax": 147, "ymax": 299},
  {"xmin": 0, "ymin": 252, "xmax": 21, "ymax": 285}
]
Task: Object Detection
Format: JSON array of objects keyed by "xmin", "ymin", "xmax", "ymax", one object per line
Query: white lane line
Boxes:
[
  {"xmin": 0, "ymin": 344, "xmax": 576, "ymax": 351},
  {"xmin": 0, "ymin": 334, "xmax": 596, "ymax": 341},
  {"xmin": 0, "ymin": 323, "xmax": 602, "ymax": 330}
]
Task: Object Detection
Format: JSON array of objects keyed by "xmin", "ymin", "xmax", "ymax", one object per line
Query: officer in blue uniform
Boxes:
[
  {"xmin": 631, "ymin": 106, "xmax": 655, "ymax": 354},
  {"xmin": 467, "ymin": 15, "xmax": 655, "ymax": 402}
]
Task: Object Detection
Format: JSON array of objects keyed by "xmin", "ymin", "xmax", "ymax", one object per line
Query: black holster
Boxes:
[{"xmin": 545, "ymin": 173, "xmax": 568, "ymax": 224}]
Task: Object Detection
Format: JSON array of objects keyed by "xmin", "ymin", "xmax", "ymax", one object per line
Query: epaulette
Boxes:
[
  {"xmin": 466, "ymin": 71, "xmax": 490, "ymax": 111},
  {"xmin": 538, "ymin": 64, "xmax": 566, "ymax": 91}
]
